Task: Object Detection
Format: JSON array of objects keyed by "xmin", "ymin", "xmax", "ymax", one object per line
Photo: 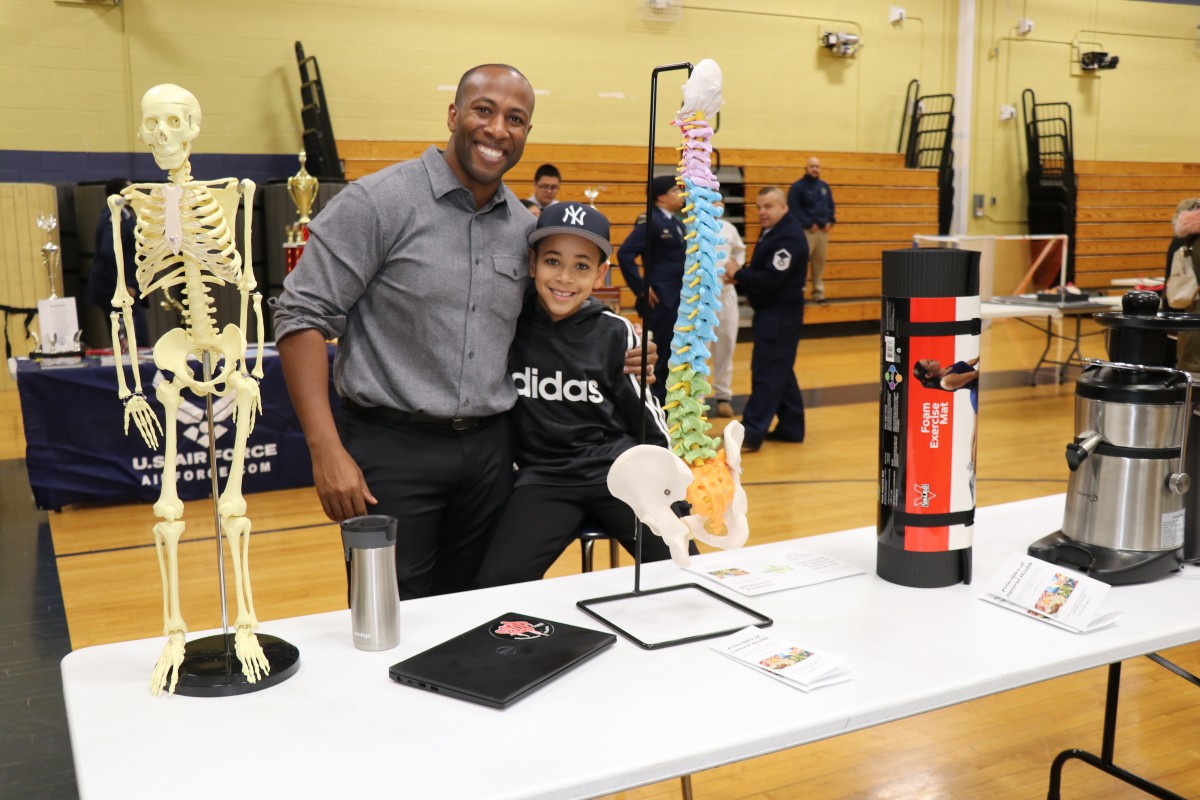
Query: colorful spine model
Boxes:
[
  {"xmin": 607, "ymin": 59, "xmax": 749, "ymax": 568},
  {"xmin": 665, "ymin": 60, "xmax": 738, "ymax": 536},
  {"xmin": 665, "ymin": 109, "xmax": 722, "ymax": 463}
]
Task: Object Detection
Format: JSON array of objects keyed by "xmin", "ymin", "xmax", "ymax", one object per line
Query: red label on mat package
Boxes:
[{"xmin": 879, "ymin": 295, "xmax": 979, "ymax": 553}]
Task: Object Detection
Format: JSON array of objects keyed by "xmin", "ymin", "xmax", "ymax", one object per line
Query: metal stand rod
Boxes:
[
  {"xmin": 1045, "ymin": 657, "xmax": 1197, "ymax": 800},
  {"xmin": 632, "ymin": 60, "xmax": 692, "ymax": 596},
  {"xmin": 201, "ymin": 353, "xmax": 230, "ymax": 638}
]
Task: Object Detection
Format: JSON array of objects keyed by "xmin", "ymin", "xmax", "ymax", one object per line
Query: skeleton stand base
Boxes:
[
  {"xmin": 170, "ymin": 633, "xmax": 300, "ymax": 697},
  {"xmin": 577, "ymin": 581, "xmax": 771, "ymax": 650}
]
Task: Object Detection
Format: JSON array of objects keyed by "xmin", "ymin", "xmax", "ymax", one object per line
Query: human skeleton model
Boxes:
[
  {"xmin": 108, "ymin": 84, "xmax": 269, "ymax": 695},
  {"xmin": 608, "ymin": 60, "xmax": 749, "ymax": 568}
]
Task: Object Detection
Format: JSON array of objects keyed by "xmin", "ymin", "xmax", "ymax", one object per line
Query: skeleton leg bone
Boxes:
[
  {"xmin": 223, "ymin": 516, "xmax": 268, "ymax": 683},
  {"xmin": 147, "ymin": 376, "xmax": 190, "ymax": 695},
  {"xmin": 218, "ymin": 370, "xmax": 269, "ymax": 683},
  {"xmin": 149, "ymin": 521, "xmax": 187, "ymax": 696}
]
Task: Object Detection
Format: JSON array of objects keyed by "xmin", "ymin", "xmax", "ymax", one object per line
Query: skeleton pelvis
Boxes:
[{"xmin": 153, "ymin": 325, "xmax": 246, "ymax": 392}]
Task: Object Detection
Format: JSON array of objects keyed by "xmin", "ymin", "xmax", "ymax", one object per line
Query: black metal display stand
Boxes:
[
  {"xmin": 173, "ymin": 633, "xmax": 300, "ymax": 697},
  {"xmin": 1045, "ymin": 654, "xmax": 1199, "ymax": 799},
  {"xmin": 577, "ymin": 62, "xmax": 772, "ymax": 650},
  {"xmin": 169, "ymin": 354, "xmax": 299, "ymax": 696}
]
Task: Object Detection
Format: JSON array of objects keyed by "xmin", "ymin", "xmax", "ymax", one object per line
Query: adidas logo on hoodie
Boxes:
[{"xmin": 512, "ymin": 367, "xmax": 603, "ymax": 404}]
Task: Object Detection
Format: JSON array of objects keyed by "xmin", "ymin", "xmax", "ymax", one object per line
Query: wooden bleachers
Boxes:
[
  {"xmin": 339, "ymin": 141, "xmax": 941, "ymax": 326},
  {"xmin": 1074, "ymin": 160, "xmax": 1200, "ymax": 289}
]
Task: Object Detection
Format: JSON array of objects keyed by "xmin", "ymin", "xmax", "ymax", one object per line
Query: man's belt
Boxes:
[{"xmin": 343, "ymin": 399, "xmax": 496, "ymax": 431}]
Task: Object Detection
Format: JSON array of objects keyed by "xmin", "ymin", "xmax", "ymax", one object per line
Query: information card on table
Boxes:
[
  {"xmin": 712, "ymin": 627, "xmax": 850, "ymax": 692},
  {"xmin": 685, "ymin": 547, "xmax": 863, "ymax": 596},
  {"xmin": 981, "ymin": 554, "xmax": 1120, "ymax": 633}
]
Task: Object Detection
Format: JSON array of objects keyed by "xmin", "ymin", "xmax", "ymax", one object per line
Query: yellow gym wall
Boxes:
[
  {"xmin": 1, "ymin": 0, "xmax": 955, "ymax": 157},
  {"xmin": 971, "ymin": 0, "xmax": 1200, "ymax": 235},
  {"xmin": 1, "ymin": 0, "xmax": 1195, "ymax": 234}
]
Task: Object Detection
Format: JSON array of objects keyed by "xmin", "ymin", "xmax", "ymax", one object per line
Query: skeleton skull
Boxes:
[{"xmin": 138, "ymin": 84, "xmax": 202, "ymax": 171}]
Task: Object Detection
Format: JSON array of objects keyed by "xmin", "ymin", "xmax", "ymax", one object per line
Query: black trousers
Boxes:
[
  {"xmin": 741, "ymin": 308, "xmax": 806, "ymax": 446},
  {"xmin": 339, "ymin": 409, "xmax": 513, "ymax": 599},
  {"xmin": 474, "ymin": 482, "xmax": 675, "ymax": 588}
]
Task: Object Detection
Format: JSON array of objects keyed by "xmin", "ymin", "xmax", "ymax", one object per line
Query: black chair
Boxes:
[{"xmin": 577, "ymin": 520, "xmax": 621, "ymax": 573}]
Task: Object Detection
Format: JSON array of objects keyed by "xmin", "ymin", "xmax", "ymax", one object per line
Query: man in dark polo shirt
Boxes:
[{"xmin": 273, "ymin": 64, "xmax": 651, "ymax": 599}]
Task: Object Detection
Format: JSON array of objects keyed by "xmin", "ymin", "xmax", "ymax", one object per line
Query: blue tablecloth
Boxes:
[{"xmin": 16, "ymin": 347, "xmax": 337, "ymax": 509}]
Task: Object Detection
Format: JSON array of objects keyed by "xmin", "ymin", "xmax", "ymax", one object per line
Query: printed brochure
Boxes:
[
  {"xmin": 685, "ymin": 547, "xmax": 863, "ymax": 596},
  {"xmin": 712, "ymin": 627, "xmax": 850, "ymax": 692},
  {"xmin": 981, "ymin": 554, "xmax": 1120, "ymax": 633}
]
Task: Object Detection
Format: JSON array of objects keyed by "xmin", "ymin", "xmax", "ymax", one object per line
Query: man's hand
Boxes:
[
  {"xmin": 310, "ymin": 440, "xmax": 378, "ymax": 522},
  {"xmin": 808, "ymin": 224, "xmax": 819, "ymax": 233},
  {"xmin": 822, "ymin": 223, "xmax": 833, "ymax": 233},
  {"xmin": 647, "ymin": 287, "xmax": 660, "ymax": 310},
  {"xmin": 624, "ymin": 325, "xmax": 658, "ymax": 384}
]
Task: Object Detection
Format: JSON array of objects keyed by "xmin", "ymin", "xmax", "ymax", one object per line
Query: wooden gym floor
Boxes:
[{"xmin": 2, "ymin": 316, "xmax": 1198, "ymax": 799}]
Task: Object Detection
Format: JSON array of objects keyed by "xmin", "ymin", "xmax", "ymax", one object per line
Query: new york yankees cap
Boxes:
[{"xmin": 528, "ymin": 201, "xmax": 613, "ymax": 259}]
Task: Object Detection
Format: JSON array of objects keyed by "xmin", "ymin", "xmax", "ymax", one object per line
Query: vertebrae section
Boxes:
[{"xmin": 664, "ymin": 109, "xmax": 724, "ymax": 466}]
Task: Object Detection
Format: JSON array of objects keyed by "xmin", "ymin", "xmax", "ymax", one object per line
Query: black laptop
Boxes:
[{"xmin": 388, "ymin": 613, "xmax": 617, "ymax": 709}]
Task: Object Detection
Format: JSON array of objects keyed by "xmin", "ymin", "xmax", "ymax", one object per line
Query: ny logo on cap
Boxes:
[{"xmin": 563, "ymin": 206, "xmax": 587, "ymax": 226}]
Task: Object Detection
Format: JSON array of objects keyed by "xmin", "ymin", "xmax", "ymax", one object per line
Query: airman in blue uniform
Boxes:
[
  {"xmin": 617, "ymin": 175, "xmax": 686, "ymax": 402},
  {"xmin": 733, "ymin": 186, "xmax": 810, "ymax": 451}
]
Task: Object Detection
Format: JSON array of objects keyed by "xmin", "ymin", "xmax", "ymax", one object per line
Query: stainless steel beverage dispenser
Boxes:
[{"xmin": 1029, "ymin": 291, "xmax": 1200, "ymax": 584}]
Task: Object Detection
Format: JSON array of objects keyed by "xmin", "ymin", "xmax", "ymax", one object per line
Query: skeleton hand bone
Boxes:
[
  {"xmin": 230, "ymin": 372, "xmax": 262, "ymax": 435},
  {"xmin": 123, "ymin": 393, "xmax": 162, "ymax": 449}
]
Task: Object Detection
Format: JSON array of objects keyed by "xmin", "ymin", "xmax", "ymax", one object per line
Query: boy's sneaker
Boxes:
[{"xmin": 716, "ymin": 400, "xmax": 734, "ymax": 418}]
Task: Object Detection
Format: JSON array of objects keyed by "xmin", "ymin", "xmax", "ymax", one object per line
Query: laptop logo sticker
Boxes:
[{"xmin": 491, "ymin": 620, "xmax": 554, "ymax": 640}]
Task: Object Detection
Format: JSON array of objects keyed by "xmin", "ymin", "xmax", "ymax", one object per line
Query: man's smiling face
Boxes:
[{"xmin": 445, "ymin": 67, "xmax": 534, "ymax": 200}]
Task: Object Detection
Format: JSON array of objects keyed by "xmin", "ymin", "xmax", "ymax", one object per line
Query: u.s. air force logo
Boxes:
[
  {"xmin": 129, "ymin": 370, "xmax": 279, "ymax": 487},
  {"xmin": 772, "ymin": 249, "xmax": 792, "ymax": 271}
]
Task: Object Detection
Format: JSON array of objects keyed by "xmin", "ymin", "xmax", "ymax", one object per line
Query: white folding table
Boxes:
[
  {"xmin": 62, "ymin": 494, "xmax": 1200, "ymax": 799},
  {"xmin": 982, "ymin": 296, "xmax": 1120, "ymax": 384}
]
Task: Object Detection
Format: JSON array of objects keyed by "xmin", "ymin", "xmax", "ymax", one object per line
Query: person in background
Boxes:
[
  {"xmin": 528, "ymin": 163, "xmax": 561, "ymax": 209},
  {"xmin": 788, "ymin": 157, "xmax": 836, "ymax": 303},
  {"xmin": 710, "ymin": 198, "xmax": 746, "ymax": 418},
  {"xmin": 521, "ymin": 198, "xmax": 541, "ymax": 218},
  {"xmin": 475, "ymin": 202, "xmax": 672, "ymax": 587},
  {"xmin": 616, "ymin": 175, "xmax": 687, "ymax": 402},
  {"xmin": 87, "ymin": 177, "xmax": 147, "ymax": 346},
  {"xmin": 1169, "ymin": 199, "xmax": 1200, "ymax": 372},
  {"xmin": 732, "ymin": 187, "xmax": 809, "ymax": 452}
]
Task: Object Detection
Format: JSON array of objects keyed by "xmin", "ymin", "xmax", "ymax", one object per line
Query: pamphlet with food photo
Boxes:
[
  {"xmin": 712, "ymin": 627, "xmax": 850, "ymax": 691},
  {"xmin": 686, "ymin": 546, "xmax": 863, "ymax": 596},
  {"xmin": 981, "ymin": 554, "xmax": 1119, "ymax": 633}
]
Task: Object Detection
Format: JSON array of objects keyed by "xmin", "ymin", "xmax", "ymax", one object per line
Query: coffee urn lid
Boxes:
[
  {"xmin": 1076, "ymin": 367, "xmax": 1188, "ymax": 404},
  {"xmin": 341, "ymin": 514, "xmax": 398, "ymax": 559}
]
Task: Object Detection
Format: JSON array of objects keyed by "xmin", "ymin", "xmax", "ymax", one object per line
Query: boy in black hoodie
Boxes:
[{"xmin": 475, "ymin": 202, "xmax": 673, "ymax": 587}]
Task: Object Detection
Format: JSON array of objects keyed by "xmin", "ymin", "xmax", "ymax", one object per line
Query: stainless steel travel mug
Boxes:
[{"xmin": 341, "ymin": 515, "xmax": 401, "ymax": 651}]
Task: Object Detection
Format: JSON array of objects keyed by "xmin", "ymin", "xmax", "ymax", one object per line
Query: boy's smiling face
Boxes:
[{"xmin": 529, "ymin": 233, "xmax": 609, "ymax": 322}]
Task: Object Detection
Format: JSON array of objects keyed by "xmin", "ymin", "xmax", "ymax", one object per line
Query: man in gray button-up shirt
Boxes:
[{"xmin": 274, "ymin": 65, "xmax": 649, "ymax": 599}]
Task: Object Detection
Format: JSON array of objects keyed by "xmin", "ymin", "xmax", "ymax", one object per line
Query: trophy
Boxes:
[
  {"xmin": 36, "ymin": 213, "xmax": 61, "ymax": 299},
  {"xmin": 30, "ymin": 212, "xmax": 84, "ymax": 365},
  {"xmin": 284, "ymin": 151, "xmax": 319, "ymax": 273},
  {"xmin": 584, "ymin": 186, "xmax": 601, "ymax": 208}
]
